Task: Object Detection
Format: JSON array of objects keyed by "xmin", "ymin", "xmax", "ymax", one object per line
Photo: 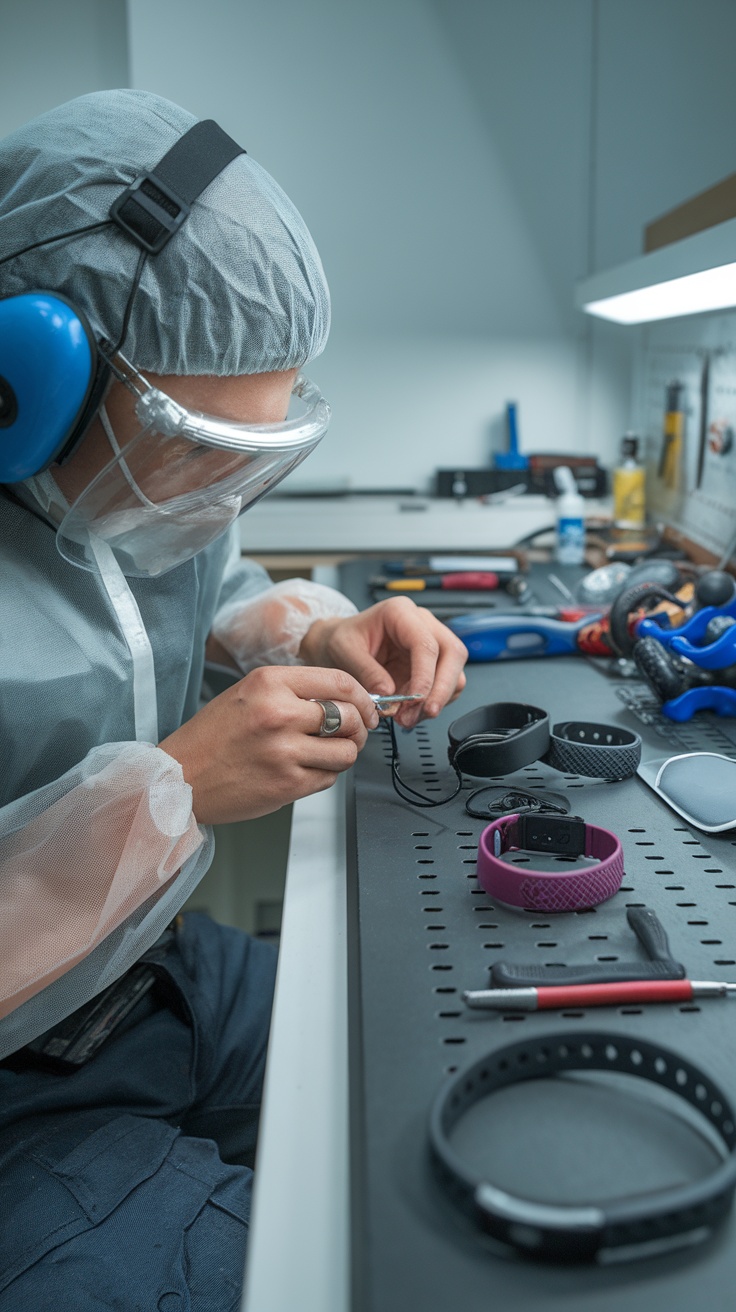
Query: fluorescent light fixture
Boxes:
[
  {"xmin": 584, "ymin": 261, "xmax": 736, "ymax": 323},
  {"xmin": 575, "ymin": 216, "xmax": 736, "ymax": 324}
]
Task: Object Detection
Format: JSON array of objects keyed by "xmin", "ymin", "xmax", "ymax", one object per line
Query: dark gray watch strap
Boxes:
[
  {"xmin": 447, "ymin": 702, "xmax": 550, "ymax": 778},
  {"xmin": 429, "ymin": 1030, "xmax": 736, "ymax": 1263},
  {"xmin": 545, "ymin": 720, "xmax": 642, "ymax": 780}
]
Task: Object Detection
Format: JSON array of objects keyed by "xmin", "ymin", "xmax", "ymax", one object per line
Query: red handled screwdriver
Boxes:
[
  {"xmin": 463, "ymin": 980, "xmax": 736, "ymax": 1011},
  {"xmin": 377, "ymin": 572, "xmax": 500, "ymax": 592}
]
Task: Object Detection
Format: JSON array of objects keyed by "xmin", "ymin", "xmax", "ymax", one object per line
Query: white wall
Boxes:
[
  {"xmin": 126, "ymin": 0, "xmax": 627, "ymax": 489},
  {"xmin": 125, "ymin": 0, "xmax": 736, "ymax": 492},
  {"xmin": 0, "ymin": 0, "xmax": 128, "ymax": 139},
  {"xmin": 595, "ymin": 0, "xmax": 736, "ymax": 272},
  {"xmin": 4, "ymin": 1, "xmax": 736, "ymax": 494}
]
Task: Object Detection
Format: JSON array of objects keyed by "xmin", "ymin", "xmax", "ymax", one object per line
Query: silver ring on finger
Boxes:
[{"xmin": 310, "ymin": 698, "xmax": 342, "ymax": 736}]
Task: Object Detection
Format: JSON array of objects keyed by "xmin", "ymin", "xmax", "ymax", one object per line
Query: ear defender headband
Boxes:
[{"xmin": 0, "ymin": 119, "xmax": 246, "ymax": 484}]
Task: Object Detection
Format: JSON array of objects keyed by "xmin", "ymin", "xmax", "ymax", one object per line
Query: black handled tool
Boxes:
[{"xmin": 489, "ymin": 906, "xmax": 685, "ymax": 988}]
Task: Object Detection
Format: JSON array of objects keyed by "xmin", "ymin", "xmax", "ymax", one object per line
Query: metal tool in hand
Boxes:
[{"xmin": 370, "ymin": 693, "xmax": 423, "ymax": 711}]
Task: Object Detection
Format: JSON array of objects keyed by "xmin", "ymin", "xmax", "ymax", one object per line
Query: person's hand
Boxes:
[
  {"xmin": 298, "ymin": 596, "xmax": 468, "ymax": 727},
  {"xmin": 160, "ymin": 666, "xmax": 379, "ymax": 825}
]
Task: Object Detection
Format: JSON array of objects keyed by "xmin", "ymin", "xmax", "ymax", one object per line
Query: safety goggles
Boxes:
[
  {"xmin": 638, "ymin": 752, "xmax": 736, "ymax": 832},
  {"xmin": 56, "ymin": 355, "xmax": 330, "ymax": 578}
]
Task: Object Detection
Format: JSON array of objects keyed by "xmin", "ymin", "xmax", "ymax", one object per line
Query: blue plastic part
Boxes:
[
  {"xmin": 637, "ymin": 592, "xmax": 736, "ymax": 669},
  {"xmin": 447, "ymin": 612, "xmax": 597, "ymax": 662},
  {"xmin": 637, "ymin": 595, "xmax": 736, "ymax": 648},
  {"xmin": 0, "ymin": 293, "xmax": 94, "ymax": 482},
  {"xmin": 635, "ymin": 613, "xmax": 676, "ymax": 641},
  {"xmin": 494, "ymin": 401, "xmax": 529, "ymax": 470},
  {"xmin": 661, "ymin": 685, "xmax": 736, "ymax": 721},
  {"xmin": 670, "ymin": 627, "xmax": 736, "ymax": 669}
]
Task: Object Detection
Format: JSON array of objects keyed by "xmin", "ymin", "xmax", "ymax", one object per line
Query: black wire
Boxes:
[
  {"xmin": 385, "ymin": 722, "xmax": 572, "ymax": 819},
  {"xmin": 463, "ymin": 786, "xmax": 568, "ymax": 821},
  {"xmin": 0, "ymin": 218, "xmax": 148, "ymax": 362},
  {"xmin": 107, "ymin": 246, "xmax": 148, "ymax": 357},
  {"xmin": 512, "ymin": 524, "xmax": 556, "ymax": 546},
  {"xmin": 386, "ymin": 717, "xmax": 463, "ymax": 809},
  {"xmin": 0, "ymin": 220, "xmax": 112, "ymax": 269}
]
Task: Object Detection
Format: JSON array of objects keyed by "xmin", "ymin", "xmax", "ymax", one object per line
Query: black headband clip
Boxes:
[
  {"xmin": 110, "ymin": 174, "xmax": 190, "ymax": 255},
  {"xmin": 109, "ymin": 118, "xmax": 246, "ymax": 257}
]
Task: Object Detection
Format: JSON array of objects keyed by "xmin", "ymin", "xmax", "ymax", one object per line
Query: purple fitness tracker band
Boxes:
[{"xmin": 477, "ymin": 812, "xmax": 624, "ymax": 912}]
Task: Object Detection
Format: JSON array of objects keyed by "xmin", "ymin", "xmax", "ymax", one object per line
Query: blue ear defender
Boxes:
[
  {"xmin": 0, "ymin": 119, "xmax": 248, "ymax": 488},
  {"xmin": 0, "ymin": 291, "xmax": 101, "ymax": 483}
]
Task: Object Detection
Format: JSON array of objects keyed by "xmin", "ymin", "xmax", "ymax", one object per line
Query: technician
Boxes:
[{"xmin": 0, "ymin": 90, "xmax": 467, "ymax": 1309}]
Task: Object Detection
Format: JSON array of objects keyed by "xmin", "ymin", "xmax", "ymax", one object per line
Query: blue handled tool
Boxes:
[
  {"xmin": 661, "ymin": 686, "xmax": 736, "ymax": 721},
  {"xmin": 669, "ymin": 626, "xmax": 736, "ymax": 670},
  {"xmin": 448, "ymin": 612, "xmax": 602, "ymax": 662},
  {"xmin": 637, "ymin": 591, "xmax": 736, "ymax": 663},
  {"xmin": 632, "ymin": 572, "xmax": 736, "ymax": 721}
]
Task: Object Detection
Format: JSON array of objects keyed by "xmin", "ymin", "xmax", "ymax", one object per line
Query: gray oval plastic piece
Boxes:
[{"xmin": 637, "ymin": 752, "xmax": 736, "ymax": 831}]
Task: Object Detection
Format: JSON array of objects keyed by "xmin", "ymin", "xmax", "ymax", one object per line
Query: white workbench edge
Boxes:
[{"xmin": 241, "ymin": 770, "xmax": 348, "ymax": 1312}]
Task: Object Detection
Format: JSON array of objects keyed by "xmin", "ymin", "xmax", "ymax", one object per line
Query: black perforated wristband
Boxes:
[
  {"xmin": 429, "ymin": 1030, "xmax": 736, "ymax": 1264},
  {"xmin": 545, "ymin": 721, "xmax": 642, "ymax": 780}
]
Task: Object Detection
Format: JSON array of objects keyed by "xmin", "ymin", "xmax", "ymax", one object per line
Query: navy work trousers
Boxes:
[{"xmin": 0, "ymin": 912, "xmax": 277, "ymax": 1311}]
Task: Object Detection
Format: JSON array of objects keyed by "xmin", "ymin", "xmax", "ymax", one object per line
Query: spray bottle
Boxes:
[
  {"xmin": 613, "ymin": 432, "xmax": 646, "ymax": 528},
  {"xmin": 553, "ymin": 466, "xmax": 585, "ymax": 565}
]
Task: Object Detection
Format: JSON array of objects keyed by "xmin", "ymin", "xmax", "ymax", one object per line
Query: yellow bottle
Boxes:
[{"xmin": 613, "ymin": 433, "xmax": 646, "ymax": 529}]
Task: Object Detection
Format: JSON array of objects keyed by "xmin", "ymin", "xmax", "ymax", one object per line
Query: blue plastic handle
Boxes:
[
  {"xmin": 662, "ymin": 685, "xmax": 736, "ymax": 721},
  {"xmin": 447, "ymin": 613, "xmax": 596, "ymax": 662},
  {"xmin": 637, "ymin": 593, "xmax": 736, "ymax": 669},
  {"xmin": 669, "ymin": 628, "xmax": 736, "ymax": 669}
]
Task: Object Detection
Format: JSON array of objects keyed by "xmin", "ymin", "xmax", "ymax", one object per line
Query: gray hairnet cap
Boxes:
[{"xmin": 0, "ymin": 89, "xmax": 330, "ymax": 375}]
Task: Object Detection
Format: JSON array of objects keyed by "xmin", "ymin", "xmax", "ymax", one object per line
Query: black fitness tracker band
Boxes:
[
  {"xmin": 388, "ymin": 705, "xmax": 640, "ymax": 812},
  {"xmin": 544, "ymin": 721, "xmax": 642, "ymax": 781},
  {"xmin": 447, "ymin": 703, "xmax": 550, "ymax": 777},
  {"xmin": 429, "ymin": 1030, "xmax": 736, "ymax": 1264}
]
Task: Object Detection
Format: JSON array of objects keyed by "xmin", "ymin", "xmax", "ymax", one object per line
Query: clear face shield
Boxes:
[{"xmin": 55, "ymin": 358, "xmax": 330, "ymax": 578}]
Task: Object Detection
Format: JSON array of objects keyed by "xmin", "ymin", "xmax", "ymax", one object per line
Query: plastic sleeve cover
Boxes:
[
  {"xmin": 211, "ymin": 577, "xmax": 358, "ymax": 673},
  {"xmin": 0, "ymin": 741, "xmax": 205, "ymax": 1021}
]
